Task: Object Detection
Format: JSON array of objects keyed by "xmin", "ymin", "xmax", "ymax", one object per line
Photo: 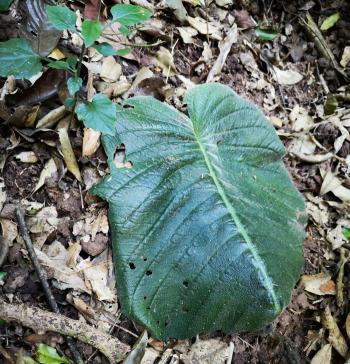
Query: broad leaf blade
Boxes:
[
  {"xmin": 92, "ymin": 83, "xmax": 306, "ymax": 340},
  {"xmin": 111, "ymin": 4, "xmax": 152, "ymax": 27},
  {"xmin": 46, "ymin": 5, "xmax": 77, "ymax": 32},
  {"xmin": 81, "ymin": 19, "xmax": 103, "ymax": 47},
  {"xmin": 75, "ymin": 94, "xmax": 117, "ymax": 135},
  {"xmin": 0, "ymin": 0, "xmax": 12, "ymax": 12},
  {"xmin": 0, "ymin": 38, "xmax": 42, "ymax": 79}
]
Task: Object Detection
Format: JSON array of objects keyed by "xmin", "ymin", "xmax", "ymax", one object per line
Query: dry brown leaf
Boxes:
[
  {"xmin": 187, "ymin": 17, "xmax": 222, "ymax": 40},
  {"xmin": 180, "ymin": 339, "xmax": 230, "ymax": 364},
  {"xmin": 310, "ymin": 344, "xmax": 332, "ymax": 364},
  {"xmin": 207, "ymin": 24, "xmax": 238, "ymax": 82},
  {"xmin": 79, "ymin": 251, "xmax": 116, "ymax": 301},
  {"xmin": 36, "ymin": 241, "xmax": 90, "ymax": 293},
  {"xmin": 273, "ymin": 66, "xmax": 303, "ymax": 85},
  {"xmin": 320, "ymin": 169, "xmax": 350, "ymax": 203},
  {"xmin": 58, "ymin": 127, "xmax": 82, "ymax": 182},
  {"xmin": 33, "ymin": 158, "xmax": 58, "ymax": 193},
  {"xmin": 346, "ymin": 312, "xmax": 350, "ymax": 339},
  {"xmin": 177, "ymin": 26, "xmax": 198, "ymax": 43},
  {"xmin": 301, "ymin": 273, "xmax": 336, "ymax": 296},
  {"xmin": 0, "ymin": 180, "xmax": 6, "ymax": 213},
  {"xmin": 82, "ymin": 128, "xmax": 101, "ymax": 157},
  {"xmin": 15, "ymin": 151, "xmax": 38, "ymax": 163},
  {"xmin": 0, "ymin": 218, "xmax": 17, "ymax": 247},
  {"xmin": 100, "ymin": 56, "xmax": 122, "ymax": 82},
  {"xmin": 289, "ymin": 105, "xmax": 314, "ymax": 131},
  {"xmin": 340, "ymin": 46, "xmax": 350, "ymax": 68},
  {"xmin": 36, "ymin": 105, "xmax": 67, "ymax": 129},
  {"xmin": 155, "ymin": 47, "xmax": 177, "ymax": 77}
]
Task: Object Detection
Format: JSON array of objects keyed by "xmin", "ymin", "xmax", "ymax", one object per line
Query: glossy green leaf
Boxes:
[
  {"xmin": 111, "ymin": 4, "xmax": 152, "ymax": 27},
  {"xmin": 321, "ymin": 12, "xmax": 340, "ymax": 31},
  {"xmin": 47, "ymin": 5, "xmax": 77, "ymax": 32},
  {"xmin": 255, "ymin": 27, "xmax": 279, "ymax": 41},
  {"xmin": 36, "ymin": 344, "xmax": 71, "ymax": 364},
  {"xmin": 92, "ymin": 83, "xmax": 306, "ymax": 340},
  {"xmin": 67, "ymin": 77, "xmax": 82, "ymax": 96},
  {"xmin": 76, "ymin": 93, "xmax": 117, "ymax": 135},
  {"xmin": 81, "ymin": 19, "xmax": 103, "ymax": 47},
  {"xmin": 94, "ymin": 42, "xmax": 130, "ymax": 56},
  {"xmin": 0, "ymin": 38, "xmax": 42, "ymax": 79},
  {"xmin": 0, "ymin": 0, "xmax": 12, "ymax": 11}
]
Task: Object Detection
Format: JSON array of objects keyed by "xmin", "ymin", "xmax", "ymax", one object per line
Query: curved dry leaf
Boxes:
[
  {"xmin": 34, "ymin": 158, "xmax": 58, "ymax": 193},
  {"xmin": 273, "ymin": 66, "xmax": 303, "ymax": 85},
  {"xmin": 311, "ymin": 344, "xmax": 332, "ymax": 364},
  {"xmin": 301, "ymin": 273, "xmax": 336, "ymax": 296},
  {"xmin": 82, "ymin": 128, "xmax": 101, "ymax": 157},
  {"xmin": 58, "ymin": 128, "xmax": 82, "ymax": 182}
]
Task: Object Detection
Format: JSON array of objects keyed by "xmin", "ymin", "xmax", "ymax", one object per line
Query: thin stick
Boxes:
[
  {"xmin": 0, "ymin": 300, "xmax": 129, "ymax": 362},
  {"xmin": 15, "ymin": 208, "xmax": 84, "ymax": 364}
]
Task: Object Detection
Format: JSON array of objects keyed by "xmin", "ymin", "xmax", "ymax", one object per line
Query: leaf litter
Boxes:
[{"xmin": 0, "ymin": 0, "xmax": 350, "ymax": 363}]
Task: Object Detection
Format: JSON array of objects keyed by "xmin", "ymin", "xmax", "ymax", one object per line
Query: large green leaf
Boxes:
[
  {"xmin": 92, "ymin": 83, "xmax": 306, "ymax": 340},
  {"xmin": 0, "ymin": 38, "xmax": 42, "ymax": 79},
  {"xmin": 81, "ymin": 19, "xmax": 103, "ymax": 47},
  {"xmin": 111, "ymin": 4, "xmax": 152, "ymax": 27},
  {"xmin": 46, "ymin": 5, "xmax": 77, "ymax": 32},
  {"xmin": 75, "ymin": 94, "xmax": 117, "ymax": 135}
]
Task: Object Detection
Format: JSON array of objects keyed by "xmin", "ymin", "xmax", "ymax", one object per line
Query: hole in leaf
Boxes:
[
  {"xmin": 123, "ymin": 104, "xmax": 135, "ymax": 109},
  {"xmin": 182, "ymin": 281, "xmax": 189, "ymax": 288},
  {"xmin": 143, "ymin": 257, "xmax": 147, "ymax": 261},
  {"xmin": 143, "ymin": 296, "xmax": 147, "ymax": 300},
  {"xmin": 129, "ymin": 262, "xmax": 136, "ymax": 269},
  {"xmin": 165, "ymin": 322, "xmax": 168, "ymax": 327},
  {"xmin": 146, "ymin": 270, "xmax": 152, "ymax": 276}
]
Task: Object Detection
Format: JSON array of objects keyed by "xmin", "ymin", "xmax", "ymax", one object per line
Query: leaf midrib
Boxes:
[{"xmin": 192, "ymin": 126, "xmax": 281, "ymax": 313}]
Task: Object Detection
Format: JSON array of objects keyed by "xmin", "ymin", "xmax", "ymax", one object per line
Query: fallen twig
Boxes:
[
  {"xmin": 0, "ymin": 300, "xmax": 130, "ymax": 362},
  {"xmin": 15, "ymin": 207, "xmax": 84, "ymax": 364},
  {"xmin": 299, "ymin": 13, "xmax": 348, "ymax": 81}
]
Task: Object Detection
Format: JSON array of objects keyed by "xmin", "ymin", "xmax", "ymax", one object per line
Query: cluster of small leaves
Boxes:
[{"xmin": 0, "ymin": 3, "xmax": 151, "ymax": 134}]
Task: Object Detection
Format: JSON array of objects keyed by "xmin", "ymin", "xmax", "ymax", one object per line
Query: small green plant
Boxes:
[{"xmin": 0, "ymin": 3, "xmax": 151, "ymax": 134}]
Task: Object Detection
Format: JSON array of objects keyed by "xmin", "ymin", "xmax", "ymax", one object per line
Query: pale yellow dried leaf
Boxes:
[
  {"xmin": 47, "ymin": 48, "xmax": 66, "ymax": 60},
  {"xmin": 36, "ymin": 105, "xmax": 67, "ymax": 129},
  {"xmin": 82, "ymin": 128, "xmax": 101, "ymax": 157},
  {"xmin": 310, "ymin": 344, "xmax": 332, "ymax": 364},
  {"xmin": 100, "ymin": 56, "xmax": 122, "ymax": 82},
  {"xmin": 58, "ymin": 127, "xmax": 82, "ymax": 182}
]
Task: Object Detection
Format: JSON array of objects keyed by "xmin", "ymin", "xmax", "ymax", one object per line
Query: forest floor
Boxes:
[{"xmin": 1, "ymin": 0, "xmax": 350, "ymax": 363}]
